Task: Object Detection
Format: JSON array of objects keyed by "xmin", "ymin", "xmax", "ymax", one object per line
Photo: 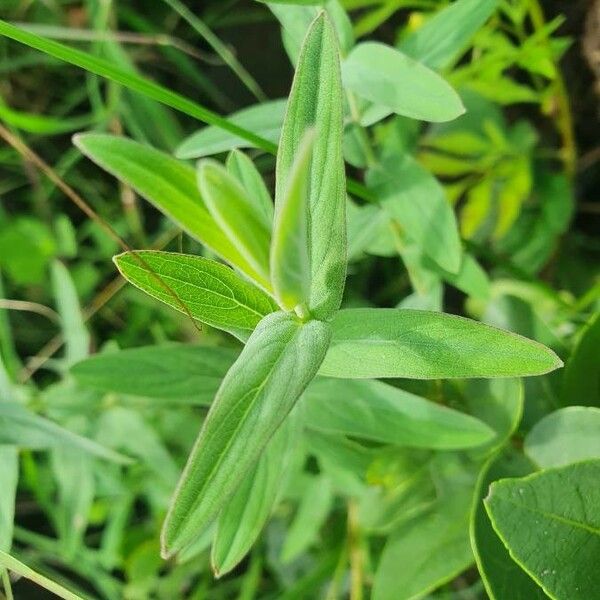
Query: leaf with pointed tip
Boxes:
[
  {"xmin": 226, "ymin": 149, "xmax": 274, "ymax": 229},
  {"xmin": 276, "ymin": 12, "xmax": 346, "ymax": 320},
  {"xmin": 271, "ymin": 131, "xmax": 314, "ymax": 311},
  {"xmin": 71, "ymin": 344, "xmax": 238, "ymax": 406},
  {"xmin": 320, "ymin": 308, "xmax": 563, "ymax": 379},
  {"xmin": 74, "ymin": 134, "xmax": 269, "ymax": 288},
  {"xmin": 114, "ymin": 251, "xmax": 277, "ymax": 339},
  {"xmin": 342, "ymin": 42, "xmax": 465, "ymax": 122},
  {"xmin": 198, "ymin": 160, "xmax": 272, "ymax": 284},
  {"xmin": 161, "ymin": 311, "xmax": 331, "ymax": 557}
]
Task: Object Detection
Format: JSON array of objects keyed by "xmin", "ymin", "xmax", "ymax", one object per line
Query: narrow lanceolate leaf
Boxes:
[
  {"xmin": 74, "ymin": 134, "xmax": 270, "ymax": 289},
  {"xmin": 212, "ymin": 413, "xmax": 300, "ymax": 576},
  {"xmin": 226, "ymin": 149, "xmax": 274, "ymax": 229},
  {"xmin": 271, "ymin": 131, "xmax": 314, "ymax": 311},
  {"xmin": 114, "ymin": 251, "xmax": 277, "ymax": 339},
  {"xmin": 276, "ymin": 12, "xmax": 346, "ymax": 320},
  {"xmin": 71, "ymin": 344, "xmax": 238, "ymax": 406},
  {"xmin": 304, "ymin": 378, "xmax": 495, "ymax": 450},
  {"xmin": 161, "ymin": 311, "xmax": 331, "ymax": 558},
  {"xmin": 320, "ymin": 308, "xmax": 562, "ymax": 379},
  {"xmin": 0, "ymin": 446, "xmax": 18, "ymax": 551},
  {"xmin": 485, "ymin": 461, "xmax": 600, "ymax": 600},
  {"xmin": 342, "ymin": 42, "xmax": 465, "ymax": 122},
  {"xmin": 198, "ymin": 161, "xmax": 271, "ymax": 284}
]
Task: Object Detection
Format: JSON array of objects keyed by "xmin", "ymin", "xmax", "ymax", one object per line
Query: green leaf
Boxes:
[
  {"xmin": 276, "ymin": 12, "xmax": 347, "ymax": 320},
  {"xmin": 560, "ymin": 313, "xmax": 600, "ymax": 407},
  {"xmin": 72, "ymin": 344, "xmax": 237, "ymax": 406},
  {"xmin": 320, "ymin": 308, "xmax": 563, "ymax": 379},
  {"xmin": 114, "ymin": 251, "xmax": 277, "ymax": 338},
  {"xmin": 400, "ymin": 0, "xmax": 498, "ymax": 70},
  {"xmin": 342, "ymin": 42, "xmax": 465, "ymax": 122},
  {"xmin": 271, "ymin": 131, "xmax": 314, "ymax": 312},
  {"xmin": 304, "ymin": 378, "xmax": 495, "ymax": 449},
  {"xmin": 74, "ymin": 134, "xmax": 269, "ymax": 288},
  {"xmin": 161, "ymin": 311, "xmax": 331, "ymax": 557},
  {"xmin": 524, "ymin": 407, "xmax": 600, "ymax": 468},
  {"xmin": 212, "ymin": 414, "xmax": 299, "ymax": 576},
  {"xmin": 0, "ymin": 550, "xmax": 85, "ymax": 600},
  {"xmin": 470, "ymin": 453, "xmax": 547, "ymax": 600},
  {"xmin": 198, "ymin": 161, "xmax": 272, "ymax": 283},
  {"xmin": 373, "ymin": 463, "xmax": 475, "ymax": 600},
  {"xmin": 0, "ymin": 402, "xmax": 131, "ymax": 464},
  {"xmin": 369, "ymin": 155, "xmax": 462, "ymax": 273},
  {"xmin": 0, "ymin": 446, "xmax": 18, "ymax": 551},
  {"xmin": 226, "ymin": 150, "xmax": 274, "ymax": 230},
  {"xmin": 281, "ymin": 474, "xmax": 334, "ymax": 562},
  {"xmin": 485, "ymin": 460, "xmax": 600, "ymax": 600},
  {"xmin": 175, "ymin": 99, "xmax": 287, "ymax": 159}
]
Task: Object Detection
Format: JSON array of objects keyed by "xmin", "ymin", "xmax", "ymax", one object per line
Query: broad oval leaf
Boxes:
[
  {"xmin": 276, "ymin": 12, "xmax": 347, "ymax": 320},
  {"xmin": 114, "ymin": 251, "xmax": 277, "ymax": 339},
  {"xmin": 71, "ymin": 344, "xmax": 238, "ymax": 406},
  {"xmin": 320, "ymin": 308, "xmax": 562, "ymax": 379},
  {"xmin": 175, "ymin": 99, "xmax": 287, "ymax": 159},
  {"xmin": 161, "ymin": 311, "xmax": 331, "ymax": 557},
  {"xmin": 198, "ymin": 160, "xmax": 271, "ymax": 283},
  {"xmin": 304, "ymin": 378, "xmax": 495, "ymax": 449},
  {"xmin": 485, "ymin": 460, "xmax": 600, "ymax": 600},
  {"xmin": 74, "ymin": 134, "xmax": 269, "ymax": 288},
  {"xmin": 342, "ymin": 42, "xmax": 465, "ymax": 122},
  {"xmin": 271, "ymin": 131, "xmax": 314, "ymax": 312},
  {"xmin": 524, "ymin": 406, "xmax": 600, "ymax": 468}
]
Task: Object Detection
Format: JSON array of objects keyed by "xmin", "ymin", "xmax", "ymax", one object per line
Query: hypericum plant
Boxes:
[{"xmin": 70, "ymin": 12, "xmax": 562, "ymax": 567}]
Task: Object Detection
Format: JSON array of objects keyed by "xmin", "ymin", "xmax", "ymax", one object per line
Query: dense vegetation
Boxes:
[{"xmin": 0, "ymin": 1, "xmax": 598, "ymax": 599}]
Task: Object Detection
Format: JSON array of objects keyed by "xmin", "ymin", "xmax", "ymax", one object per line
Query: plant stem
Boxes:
[{"xmin": 347, "ymin": 500, "xmax": 364, "ymax": 600}]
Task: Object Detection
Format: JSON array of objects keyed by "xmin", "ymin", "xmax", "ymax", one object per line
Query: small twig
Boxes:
[{"xmin": 0, "ymin": 300, "xmax": 60, "ymax": 323}]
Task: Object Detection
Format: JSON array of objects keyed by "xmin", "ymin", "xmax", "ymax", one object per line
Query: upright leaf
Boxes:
[
  {"xmin": 485, "ymin": 461, "xmax": 600, "ymax": 600},
  {"xmin": 74, "ymin": 134, "xmax": 269, "ymax": 288},
  {"xmin": 276, "ymin": 12, "xmax": 346, "ymax": 320},
  {"xmin": 114, "ymin": 251, "xmax": 277, "ymax": 338},
  {"xmin": 161, "ymin": 311, "xmax": 331, "ymax": 557},
  {"xmin": 342, "ymin": 43, "xmax": 465, "ymax": 122},
  {"xmin": 198, "ymin": 161, "xmax": 272, "ymax": 283},
  {"xmin": 320, "ymin": 308, "xmax": 562, "ymax": 379},
  {"xmin": 0, "ymin": 446, "xmax": 18, "ymax": 551},
  {"xmin": 271, "ymin": 131, "xmax": 314, "ymax": 312}
]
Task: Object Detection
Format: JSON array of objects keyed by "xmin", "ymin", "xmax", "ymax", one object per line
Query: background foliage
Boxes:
[{"xmin": 0, "ymin": 1, "xmax": 598, "ymax": 599}]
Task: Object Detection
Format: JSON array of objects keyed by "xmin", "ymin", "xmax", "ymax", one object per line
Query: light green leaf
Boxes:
[
  {"xmin": 161, "ymin": 311, "xmax": 331, "ymax": 557},
  {"xmin": 342, "ymin": 42, "xmax": 465, "ymax": 122},
  {"xmin": 560, "ymin": 313, "xmax": 600, "ymax": 407},
  {"xmin": 400, "ymin": 0, "xmax": 498, "ymax": 70},
  {"xmin": 271, "ymin": 131, "xmax": 314, "ymax": 312},
  {"xmin": 524, "ymin": 407, "xmax": 600, "ymax": 468},
  {"xmin": 175, "ymin": 99, "xmax": 287, "ymax": 159},
  {"xmin": 369, "ymin": 155, "xmax": 462, "ymax": 273},
  {"xmin": 320, "ymin": 308, "xmax": 563, "ymax": 379},
  {"xmin": 0, "ymin": 550, "xmax": 84, "ymax": 600},
  {"xmin": 0, "ymin": 402, "xmax": 131, "ymax": 464},
  {"xmin": 198, "ymin": 161, "xmax": 271, "ymax": 283},
  {"xmin": 226, "ymin": 149, "xmax": 274, "ymax": 229},
  {"xmin": 470, "ymin": 453, "xmax": 547, "ymax": 600},
  {"xmin": 114, "ymin": 251, "xmax": 277, "ymax": 338},
  {"xmin": 485, "ymin": 460, "xmax": 600, "ymax": 600},
  {"xmin": 281, "ymin": 474, "xmax": 334, "ymax": 562},
  {"xmin": 304, "ymin": 378, "xmax": 495, "ymax": 449},
  {"xmin": 51, "ymin": 261, "xmax": 89, "ymax": 366},
  {"xmin": 212, "ymin": 414, "xmax": 299, "ymax": 576},
  {"xmin": 74, "ymin": 134, "xmax": 269, "ymax": 288},
  {"xmin": 72, "ymin": 344, "xmax": 237, "ymax": 405},
  {"xmin": 0, "ymin": 446, "xmax": 18, "ymax": 551},
  {"xmin": 276, "ymin": 12, "xmax": 347, "ymax": 320}
]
